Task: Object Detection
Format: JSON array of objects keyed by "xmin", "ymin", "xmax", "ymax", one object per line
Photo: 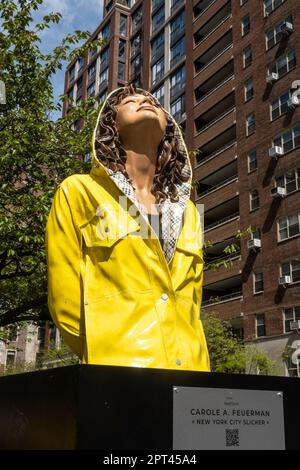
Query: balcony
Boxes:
[
  {"xmin": 194, "ymin": 107, "xmax": 235, "ymax": 148},
  {"xmin": 194, "ymin": 60, "xmax": 233, "ymax": 102},
  {"xmin": 204, "ymin": 255, "xmax": 242, "ymax": 285},
  {"xmin": 197, "ymin": 160, "xmax": 238, "ymax": 198},
  {"xmin": 194, "ymin": 30, "xmax": 232, "ymax": 74},
  {"xmin": 195, "ymin": 75, "xmax": 234, "ymax": 117},
  {"xmin": 195, "ymin": 127, "xmax": 236, "ymax": 167},
  {"xmin": 194, "ymin": 2, "xmax": 231, "ymax": 46},
  {"xmin": 194, "ymin": 43, "xmax": 233, "ymax": 90},
  {"xmin": 204, "ymin": 196, "xmax": 239, "ymax": 233},
  {"xmin": 202, "ymin": 274, "xmax": 243, "ymax": 308},
  {"xmin": 193, "ymin": 0, "xmax": 216, "ymax": 20}
]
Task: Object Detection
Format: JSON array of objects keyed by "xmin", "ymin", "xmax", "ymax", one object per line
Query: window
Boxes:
[
  {"xmin": 77, "ymin": 57, "xmax": 84, "ymax": 73},
  {"xmin": 281, "ymin": 258, "xmax": 300, "ymax": 283},
  {"xmin": 170, "ymin": 65, "xmax": 185, "ymax": 100},
  {"xmin": 153, "ymin": 84, "xmax": 164, "ymax": 106},
  {"xmin": 118, "ymin": 62, "xmax": 126, "ymax": 81},
  {"xmin": 243, "ymin": 45, "xmax": 252, "ymax": 68},
  {"xmin": 242, "ymin": 15, "xmax": 250, "ymax": 36},
  {"xmin": 89, "ymin": 46, "xmax": 98, "ymax": 62},
  {"xmin": 171, "ymin": 95, "xmax": 185, "ymax": 122},
  {"xmin": 170, "ymin": 37, "xmax": 185, "ymax": 68},
  {"xmin": 246, "ymin": 112, "xmax": 255, "ymax": 135},
  {"xmin": 100, "ymin": 22, "xmax": 110, "ymax": 42},
  {"xmin": 170, "ymin": 11, "xmax": 185, "ymax": 43},
  {"xmin": 88, "ymin": 62, "xmax": 97, "ymax": 84},
  {"xmin": 8, "ymin": 326, "xmax": 18, "ymax": 342},
  {"xmin": 76, "ymin": 78, "xmax": 83, "ymax": 100},
  {"xmin": 87, "ymin": 81, "xmax": 96, "ymax": 97},
  {"xmin": 131, "ymin": 33, "xmax": 141, "ymax": 58},
  {"xmin": 152, "ymin": 56, "xmax": 164, "ymax": 85},
  {"xmin": 273, "ymin": 124, "xmax": 300, "ymax": 154},
  {"xmin": 99, "ymin": 67, "xmax": 109, "ymax": 87},
  {"xmin": 68, "ymin": 87, "xmax": 74, "ymax": 105},
  {"xmin": 171, "ymin": 0, "xmax": 184, "ymax": 13},
  {"xmin": 152, "ymin": 5, "xmax": 165, "ymax": 33},
  {"xmin": 250, "ymin": 189, "xmax": 259, "ymax": 211},
  {"xmin": 119, "ymin": 39, "xmax": 126, "ymax": 61},
  {"xmin": 132, "ymin": 5, "xmax": 142, "ymax": 33},
  {"xmin": 131, "ymin": 54, "xmax": 142, "ymax": 78},
  {"xmin": 278, "ymin": 213, "xmax": 300, "ymax": 241},
  {"xmin": 276, "ymin": 168, "xmax": 300, "ymax": 195},
  {"xmin": 244, "ymin": 78, "xmax": 253, "ymax": 101},
  {"xmin": 268, "ymin": 50, "xmax": 296, "ymax": 79},
  {"xmin": 69, "ymin": 64, "xmax": 76, "ymax": 84},
  {"xmin": 100, "ymin": 47, "xmax": 110, "ymax": 69},
  {"xmin": 256, "ymin": 314, "xmax": 266, "ymax": 337},
  {"xmin": 263, "ymin": 0, "xmax": 286, "ymax": 16},
  {"xmin": 240, "ymin": 0, "xmax": 248, "ymax": 5},
  {"xmin": 271, "ymin": 90, "xmax": 291, "ymax": 120},
  {"xmin": 99, "ymin": 90, "xmax": 108, "ymax": 106},
  {"xmin": 247, "ymin": 149, "xmax": 257, "ymax": 172},
  {"xmin": 254, "ymin": 273, "xmax": 264, "ymax": 294},
  {"xmin": 6, "ymin": 350, "xmax": 16, "ymax": 367},
  {"xmin": 120, "ymin": 14, "xmax": 127, "ymax": 36},
  {"xmin": 152, "ymin": 31, "xmax": 164, "ymax": 62},
  {"xmin": 266, "ymin": 15, "xmax": 293, "ymax": 50},
  {"xmin": 284, "ymin": 306, "xmax": 300, "ymax": 333}
]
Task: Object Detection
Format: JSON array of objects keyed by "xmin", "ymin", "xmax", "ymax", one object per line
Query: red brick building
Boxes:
[{"xmin": 63, "ymin": 0, "xmax": 300, "ymax": 376}]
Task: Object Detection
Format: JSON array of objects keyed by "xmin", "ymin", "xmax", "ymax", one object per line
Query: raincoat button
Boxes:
[
  {"xmin": 161, "ymin": 293, "xmax": 168, "ymax": 301},
  {"xmin": 84, "ymin": 300, "xmax": 89, "ymax": 306},
  {"xmin": 105, "ymin": 226, "xmax": 110, "ymax": 233},
  {"xmin": 176, "ymin": 359, "xmax": 181, "ymax": 366}
]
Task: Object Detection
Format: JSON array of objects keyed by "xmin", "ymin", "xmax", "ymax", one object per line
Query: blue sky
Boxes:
[{"xmin": 36, "ymin": 0, "xmax": 104, "ymax": 120}]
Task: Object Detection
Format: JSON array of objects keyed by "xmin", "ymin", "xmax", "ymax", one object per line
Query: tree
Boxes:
[
  {"xmin": 0, "ymin": 0, "xmax": 102, "ymax": 327},
  {"xmin": 202, "ymin": 311, "xmax": 278, "ymax": 375}
]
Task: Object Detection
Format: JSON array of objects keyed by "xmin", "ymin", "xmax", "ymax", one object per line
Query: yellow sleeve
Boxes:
[{"xmin": 46, "ymin": 183, "xmax": 85, "ymax": 359}]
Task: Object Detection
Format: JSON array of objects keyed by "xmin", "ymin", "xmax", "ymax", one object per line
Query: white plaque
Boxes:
[{"xmin": 173, "ymin": 387, "xmax": 285, "ymax": 450}]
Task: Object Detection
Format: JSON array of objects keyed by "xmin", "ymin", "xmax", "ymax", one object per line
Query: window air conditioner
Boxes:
[
  {"xmin": 287, "ymin": 95, "xmax": 300, "ymax": 109},
  {"xmin": 280, "ymin": 22, "xmax": 293, "ymax": 36},
  {"xmin": 266, "ymin": 72, "xmax": 279, "ymax": 84},
  {"xmin": 279, "ymin": 275, "xmax": 291, "ymax": 286},
  {"xmin": 271, "ymin": 186, "xmax": 286, "ymax": 198},
  {"xmin": 247, "ymin": 238, "xmax": 261, "ymax": 250},
  {"xmin": 268, "ymin": 145, "xmax": 284, "ymax": 158},
  {"xmin": 290, "ymin": 320, "xmax": 300, "ymax": 331},
  {"xmin": 181, "ymin": 112, "xmax": 187, "ymax": 121}
]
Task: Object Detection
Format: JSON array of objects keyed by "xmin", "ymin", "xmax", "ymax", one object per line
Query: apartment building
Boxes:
[{"xmin": 63, "ymin": 0, "xmax": 300, "ymax": 376}]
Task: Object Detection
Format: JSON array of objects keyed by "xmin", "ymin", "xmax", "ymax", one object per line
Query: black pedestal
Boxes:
[{"xmin": 0, "ymin": 365, "xmax": 299, "ymax": 450}]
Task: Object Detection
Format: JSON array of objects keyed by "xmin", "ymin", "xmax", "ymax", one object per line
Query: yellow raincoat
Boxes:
[{"xmin": 46, "ymin": 88, "xmax": 210, "ymax": 371}]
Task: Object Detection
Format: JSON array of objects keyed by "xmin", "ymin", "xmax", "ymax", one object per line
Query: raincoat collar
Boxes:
[{"xmin": 90, "ymin": 87, "xmax": 193, "ymax": 264}]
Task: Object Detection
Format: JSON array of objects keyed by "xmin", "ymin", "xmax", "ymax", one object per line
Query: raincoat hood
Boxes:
[{"xmin": 89, "ymin": 87, "xmax": 193, "ymax": 264}]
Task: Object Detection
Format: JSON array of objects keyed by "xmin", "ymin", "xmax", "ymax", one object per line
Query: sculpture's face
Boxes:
[{"xmin": 115, "ymin": 93, "xmax": 167, "ymax": 140}]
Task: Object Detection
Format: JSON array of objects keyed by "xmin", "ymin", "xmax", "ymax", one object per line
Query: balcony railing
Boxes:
[
  {"xmin": 204, "ymin": 253, "xmax": 241, "ymax": 271},
  {"xmin": 196, "ymin": 106, "xmax": 235, "ymax": 136},
  {"xmin": 196, "ymin": 74, "xmax": 234, "ymax": 105},
  {"xmin": 195, "ymin": 14, "xmax": 232, "ymax": 47},
  {"xmin": 197, "ymin": 174, "xmax": 238, "ymax": 198},
  {"xmin": 195, "ymin": 43, "xmax": 233, "ymax": 75},
  {"xmin": 195, "ymin": 140, "xmax": 237, "ymax": 167},
  {"xmin": 202, "ymin": 291, "xmax": 243, "ymax": 307},
  {"xmin": 204, "ymin": 211, "xmax": 239, "ymax": 232}
]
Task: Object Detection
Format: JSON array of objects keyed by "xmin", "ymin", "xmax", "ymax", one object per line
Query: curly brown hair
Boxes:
[{"xmin": 94, "ymin": 84, "xmax": 189, "ymax": 204}]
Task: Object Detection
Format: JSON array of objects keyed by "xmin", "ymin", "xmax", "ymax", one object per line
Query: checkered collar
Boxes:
[{"xmin": 90, "ymin": 87, "xmax": 192, "ymax": 265}]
